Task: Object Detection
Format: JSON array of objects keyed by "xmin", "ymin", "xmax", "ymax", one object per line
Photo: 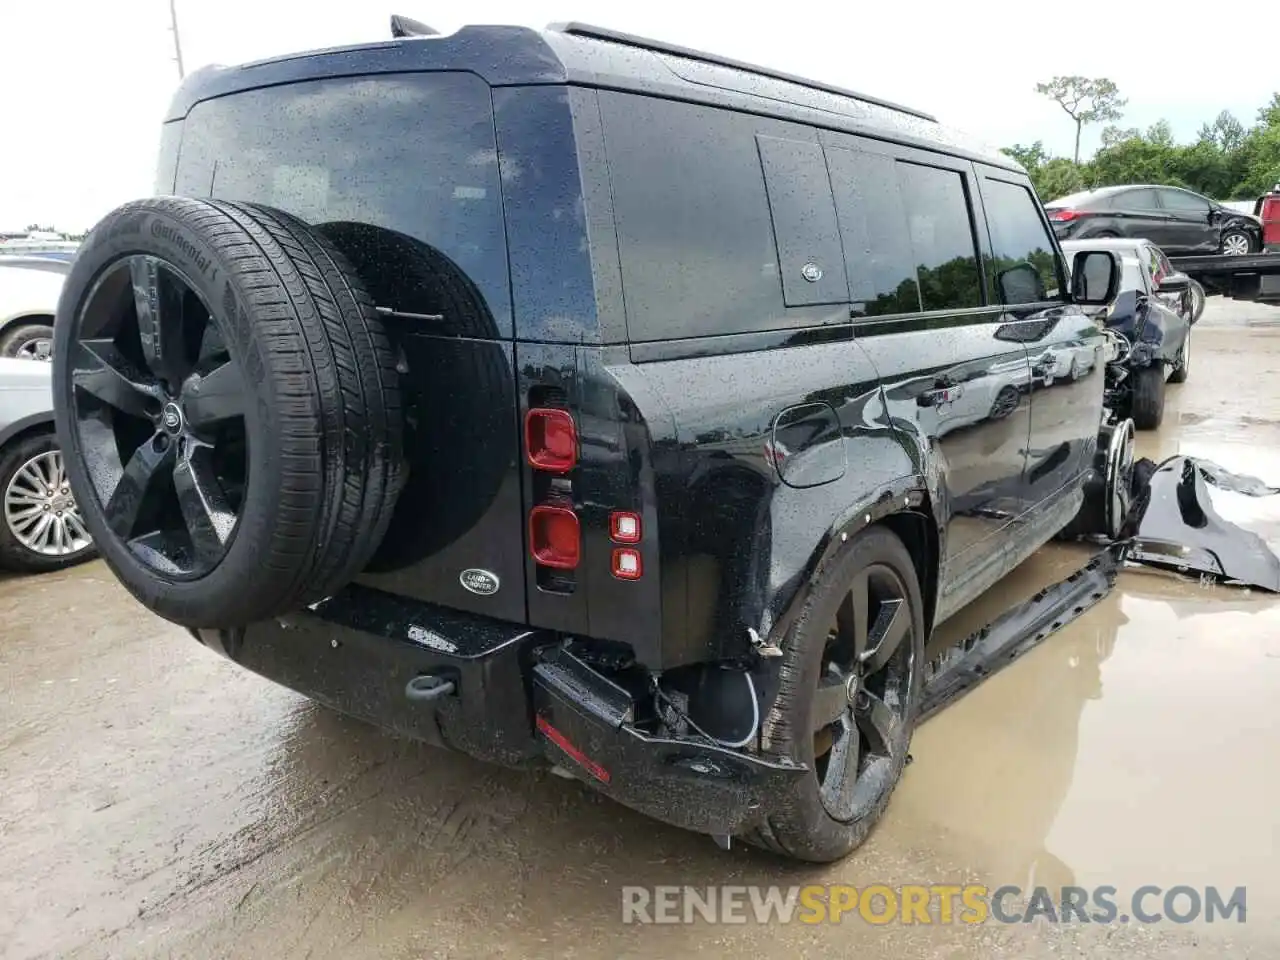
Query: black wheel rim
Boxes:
[
  {"xmin": 811, "ymin": 563, "xmax": 915, "ymax": 822},
  {"xmin": 68, "ymin": 255, "xmax": 249, "ymax": 579},
  {"xmin": 990, "ymin": 387, "xmax": 1019, "ymax": 419}
]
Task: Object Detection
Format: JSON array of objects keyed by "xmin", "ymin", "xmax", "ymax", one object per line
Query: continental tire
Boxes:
[
  {"xmin": 51, "ymin": 197, "xmax": 405, "ymax": 627},
  {"xmin": 745, "ymin": 526, "xmax": 924, "ymax": 862}
]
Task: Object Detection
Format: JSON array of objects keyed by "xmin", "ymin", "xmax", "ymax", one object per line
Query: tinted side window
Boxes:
[
  {"xmin": 895, "ymin": 163, "xmax": 984, "ymax": 311},
  {"xmin": 1116, "ymin": 188, "xmax": 1160, "ymax": 210},
  {"xmin": 600, "ymin": 94, "xmax": 786, "ymax": 341},
  {"xmin": 982, "ymin": 177, "xmax": 1065, "ymax": 304},
  {"xmin": 826, "ymin": 147, "xmax": 921, "ymax": 316},
  {"xmin": 1159, "ymin": 189, "xmax": 1210, "ymax": 213},
  {"xmin": 174, "ymin": 73, "xmax": 511, "ymax": 337},
  {"xmin": 756, "ymin": 135, "xmax": 849, "ymax": 307}
]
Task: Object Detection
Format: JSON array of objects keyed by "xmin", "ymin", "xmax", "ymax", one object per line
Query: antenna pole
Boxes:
[{"xmin": 169, "ymin": 0, "xmax": 186, "ymax": 78}]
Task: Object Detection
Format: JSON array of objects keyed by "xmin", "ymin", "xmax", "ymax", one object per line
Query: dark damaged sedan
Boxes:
[
  {"xmin": 1062, "ymin": 238, "xmax": 1193, "ymax": 429},
  {"xmin": 1047, "ymin": 184, "xmax": 1261, "ymax": 256}
]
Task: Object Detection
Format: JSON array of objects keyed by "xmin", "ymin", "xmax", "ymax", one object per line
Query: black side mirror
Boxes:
[
  {"xmin": 1156, "ymin": 272, "xmax": 1191, "ymax": 294},
  {"xmin": 1070, "ymin": 250, "xmax": 1121, "ymax": 305}
]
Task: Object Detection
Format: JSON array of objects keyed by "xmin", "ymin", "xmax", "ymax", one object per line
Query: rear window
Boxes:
[{"xmin": 172, "ymin": 72, "xmax": 512, "ymax": 337}]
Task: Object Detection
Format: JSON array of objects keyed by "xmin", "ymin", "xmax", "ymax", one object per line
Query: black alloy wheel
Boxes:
[
  {"xmin": 746, "ymin": 526, "xmax": 923, "ymax": 862},
  {"xmin": 67, "ymin": 255, "xmax": 247, "ymax": 579},
  {"xmin": 811, "ymin": 563, "xmax": 915, "ymax": 822}
]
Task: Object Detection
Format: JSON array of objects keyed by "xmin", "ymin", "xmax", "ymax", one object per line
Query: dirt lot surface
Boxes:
[{"xmin": 3, "ymin": 298, "xmax": 1279, "ymax": 959}]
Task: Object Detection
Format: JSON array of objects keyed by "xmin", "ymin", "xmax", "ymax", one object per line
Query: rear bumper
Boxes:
[{"xmin": 193, "ymin": 583, "xmax": 803, "ymax": 837}]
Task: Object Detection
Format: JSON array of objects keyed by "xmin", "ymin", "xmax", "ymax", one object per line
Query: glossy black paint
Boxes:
[
  {"xmin": 149, "ymin": 20, "xmax": 1127, "ymax": 840},
  {"xmin": 1128, "ymin": 457, "xmax": 1280, "ymax": 592},
  {"xmin": 195, "ymin": 584, "xmax": 550, "ymax": 766},
  {"xmin": 1047, "ymin": 184, "xmax": 1261, "ymax": 255},
  {"xmin": 358, "ymin": 334, "xmax": 527, "ymax": 624}
]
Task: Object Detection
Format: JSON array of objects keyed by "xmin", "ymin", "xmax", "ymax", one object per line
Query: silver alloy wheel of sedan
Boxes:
[
  {"xmin": 1222, "ymin": 232, "xmax": 1252, "ymax": 256},
  {"xmin": 16, "ymin": 338, "xmax": 53, "ymax": 361},
  {"xmin": 3, "ymin": 449, "xmax": 92, "ymax": 556}
]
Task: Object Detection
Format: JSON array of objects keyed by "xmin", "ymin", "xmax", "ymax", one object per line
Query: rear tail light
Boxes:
[
  {"xmin": 529, "ymin": 504, "xmax": 580, "ymax": 569},
  {"xmin": 609, "ymin": 511, "xmax": 642, "ymax": 544},
  {"xmin": 525, "ymin": 407, "xmax": 577, "ymax": 473},
  {"xmin": 1048, "ymin": 209, "xmax": 1081, "ymax": 222},
  {"xmin": 611, "ymin": 547, "xmax": 643, "ymax": 580}
]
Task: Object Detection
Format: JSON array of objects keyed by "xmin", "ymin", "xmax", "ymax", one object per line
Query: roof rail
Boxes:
[{"xmin": 547, "ymin": 22, "xmax": 937, "ymax": 123}]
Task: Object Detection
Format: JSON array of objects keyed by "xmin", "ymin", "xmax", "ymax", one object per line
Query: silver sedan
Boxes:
[{"xmin": 0, "ymin": 358, "xmax": 95, "ymax": 572}]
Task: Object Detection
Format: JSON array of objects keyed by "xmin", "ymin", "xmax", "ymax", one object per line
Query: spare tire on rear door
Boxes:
[{"xmin": 51, "ymin": 197, "xmax": 406, "ymax": 627}]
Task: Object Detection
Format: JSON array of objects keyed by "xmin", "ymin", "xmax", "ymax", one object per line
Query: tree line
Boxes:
[{"xmin": 1006, "ymin": 76, "xmax": 1280, "ymax": 204}]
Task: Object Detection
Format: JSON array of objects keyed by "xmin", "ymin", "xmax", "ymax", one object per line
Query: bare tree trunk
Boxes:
[{"xmin": 1073, "ymin": 121, "xmax": 1082, "ymax": 165}]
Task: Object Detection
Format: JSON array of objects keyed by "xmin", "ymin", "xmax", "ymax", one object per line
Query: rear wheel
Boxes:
[
  {"xmin": 745, "ymin": 526, "xmax": 924, "ymax": 862},
  {"xmin": 51, "ymin": 197, "xmax": 405, "ymax": 627},
  {"xmin": 1220, "ymin": 230, "xmax": 1253, "ymax": 256},
  {"xmin": 0, "ymin": 323, "xmax": 54, "ymax": 361},
  {"xmin": 0, "ymin": 433, "xmax": 95, "ymax": 572},
  {"xmin": 1130, "ymin": 366, "xmax": 1167, "ymax": 430}
]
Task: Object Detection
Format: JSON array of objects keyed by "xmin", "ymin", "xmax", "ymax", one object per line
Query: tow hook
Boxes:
[{"xmin": 405, "ymin": 671, "xmax": 458, "ymax": 702}]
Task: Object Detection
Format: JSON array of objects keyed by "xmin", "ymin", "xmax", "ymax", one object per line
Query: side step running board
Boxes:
[{"xmin": 918, "ymin": 546, "xmax": 1121, "ymax": 722}]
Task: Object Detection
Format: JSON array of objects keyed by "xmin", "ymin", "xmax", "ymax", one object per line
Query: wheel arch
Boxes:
[
  {"xmin": 0, "ymin": 312, "xmax": 55, "ymax": 334},
  {"xmin": 766, "ymin": 477, "xmax": 941, "ymax": 652},
  {"xmin": 0, "ymin": 412, "xmax": 55, "ymax": 452}
]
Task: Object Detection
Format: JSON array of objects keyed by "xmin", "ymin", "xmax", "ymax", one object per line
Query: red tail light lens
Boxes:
[
  {"xmin": 536, "ymin": 714, "xmax": 610, "ymax": 783},
  {"xmin": 529, "ymin": 504, "xmax": 580, "ymax": 569},
  {"xmin": 1048, "ymin": 209, "xmax": 1081, "ymax": 222},
  {"xmin": 611, "ymin": 547, "xmax": 643, "ymax": 580},
  {"xmin": 525, "ymin": 408, "xmax": 577, "ymax": 472},
  {"xmin": 609, "ymin": 511, "xmax": 642, "ymax": 544}
]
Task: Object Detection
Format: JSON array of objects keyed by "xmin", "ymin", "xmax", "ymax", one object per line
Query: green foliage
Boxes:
[{"xmin": 1011, "ymin": 88, "xmax": 1280, "ymax": 203}]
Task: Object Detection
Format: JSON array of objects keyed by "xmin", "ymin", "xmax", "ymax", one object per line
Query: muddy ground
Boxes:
[{"xmin": 3, "ymin": 299, "xmax": 1279, "ymax": 959}]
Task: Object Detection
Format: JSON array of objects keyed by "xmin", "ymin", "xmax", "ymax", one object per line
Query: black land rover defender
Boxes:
[{"xmin": 51, "ymin": 21, "xmax": 1121, "ymax": 862}]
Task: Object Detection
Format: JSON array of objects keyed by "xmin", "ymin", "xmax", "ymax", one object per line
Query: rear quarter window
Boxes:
[
  {"xmin": 598, "ymin": 93, "xmax": 849, "ymax": 343},
  {"xmin": 172, "ymin": 72, "xmax": 512, "ymax": 338}
]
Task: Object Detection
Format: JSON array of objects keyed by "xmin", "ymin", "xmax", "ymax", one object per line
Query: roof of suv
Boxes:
[{"xmin": 164, "ymin": 21, "xmax": 1020, "ymax": 173}]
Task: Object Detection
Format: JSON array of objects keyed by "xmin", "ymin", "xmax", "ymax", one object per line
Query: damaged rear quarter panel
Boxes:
[{"xmin": 628, "ymin": 338, "xmax": 921, "ymax": 669}]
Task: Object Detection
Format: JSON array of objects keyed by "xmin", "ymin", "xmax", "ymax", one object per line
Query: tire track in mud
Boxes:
[{"xmin": 108, "ymin": 723, "xmax": 536, "ymax": 960}]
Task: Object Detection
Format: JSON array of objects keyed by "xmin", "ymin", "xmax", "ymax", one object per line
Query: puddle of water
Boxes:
[{"xmin": 892, "ymin": 534, "xmax": 1280, "ymax": 932}]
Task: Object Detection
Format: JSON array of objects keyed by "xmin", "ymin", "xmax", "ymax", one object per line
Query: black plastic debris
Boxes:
[
  {"xmin": 1126, "ymin": 455, "xmax": 1280, "ymax": 592},
  {"xmin": 920, "ymin": 452, "xmax": 1280, "ymax": 718}
]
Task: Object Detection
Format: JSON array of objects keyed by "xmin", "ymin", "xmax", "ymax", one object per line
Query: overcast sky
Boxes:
[{"xmin": 2, "ymin": 0, "xmax": 1275, "ymax": 231}]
